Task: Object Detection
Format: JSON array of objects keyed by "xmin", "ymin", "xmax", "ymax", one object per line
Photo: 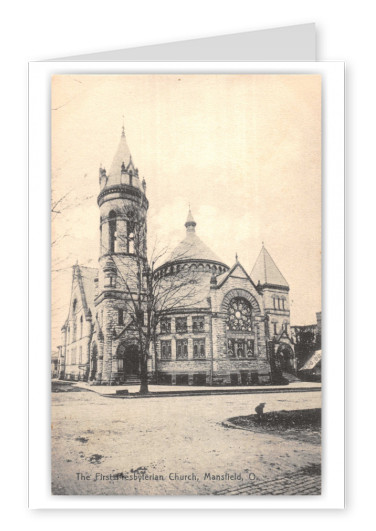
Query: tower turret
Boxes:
[
  {"xmin": 97, "ymin": 128, "xmax": 148, "ymax": 260},
  {"xmin": 94, "ymin": 127, "xmax": 149, "ymax": 384}
]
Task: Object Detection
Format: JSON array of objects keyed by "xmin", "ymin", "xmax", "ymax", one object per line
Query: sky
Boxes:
[{"xmin": 51, "ymin": 74, "xmax": 321, "ymax": 350}]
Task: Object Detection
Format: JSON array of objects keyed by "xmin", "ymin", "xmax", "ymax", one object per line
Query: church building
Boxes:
[{"xmin": 58, "ymin": 130, "xmax": 296, "ymax": 386}]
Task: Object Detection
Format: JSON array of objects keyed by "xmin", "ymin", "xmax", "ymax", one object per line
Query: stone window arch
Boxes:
[{"xmin": 221, "ymin": 288, "xmax": 261, "ymax": 315}]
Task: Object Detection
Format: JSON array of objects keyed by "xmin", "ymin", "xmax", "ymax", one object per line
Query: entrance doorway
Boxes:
[
  {"xmin": 240, "ymin": 371, "xmax": 248, "ymax": 385},
  {"xmin": 117, "ymin": 343, "xmax": 140, "ymax": 378},
  {"xmin": 277, "ymin": 344, "xmax": 295, "ymax": 374}
]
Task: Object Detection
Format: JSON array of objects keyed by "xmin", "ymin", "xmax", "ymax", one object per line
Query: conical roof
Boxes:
[
  {"xmin": 251, "ymin": 245, "xmax": 289, "ymax": 287},
  {"xmin": 167, "ymin": 211, "xmax": 228, "ymax": 266},
  {"xmin": 106, "ymin": 128, "xmax": 140, "ymax": 188}
]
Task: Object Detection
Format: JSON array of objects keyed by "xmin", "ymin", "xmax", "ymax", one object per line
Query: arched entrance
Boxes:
[
  {"xmin": 276, "ymin": 344, "xmax": 295, "ymax": 374},
  {"xmin": 117, "ymin": 343, "xmax": 140, "ymax": 378},
  {"xmin": 90, "ymin": 342, "xmax": 98, "ymax": 381}
]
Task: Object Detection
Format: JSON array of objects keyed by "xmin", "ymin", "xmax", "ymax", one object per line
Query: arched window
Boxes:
[
  {"xmin": 273, "ymin": 297, "xmax": 277, "ymax": 309},
  {"xmin": 109, "ymin": 210, "xmax": 117, "ymax": 253},
  {"xmin": 127, "ymin": 221, "xmax": 135, "ymax": 254},
  {"xmin": 282, "ymin": 299, "xmax": 285, "ymax": 310},
  {"xmin": 80, "ymin": 315, "xmax": 83, "ymax": 338},
  {"xmin": 227, "ymin": 297, "xmax": 252, "ymax": 332}
]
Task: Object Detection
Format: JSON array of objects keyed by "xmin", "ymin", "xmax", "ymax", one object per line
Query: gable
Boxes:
[
  {"xmin": 228, "ymin": 264, "xmax": 249, "ymax": 280},
  {"xmin": 69, "ymin": 276, "xmax": 84, "ymax": 320},
  {"xmin": 217, "ymin": 261, "xmax": 258, "ymax": 291},
  {"xmin": 65, "ymin": 265, "xmax": 98, "ymax": 325}
]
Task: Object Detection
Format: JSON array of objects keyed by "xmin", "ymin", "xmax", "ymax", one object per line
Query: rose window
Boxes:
[{"xmin": 227, "ymin": 297, "xmax": 252, "ymax": 331}]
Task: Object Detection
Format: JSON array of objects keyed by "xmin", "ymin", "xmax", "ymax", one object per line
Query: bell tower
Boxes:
[{"xmin": 93, "ymin": 127, "xmax": 148, "ymax": 384}]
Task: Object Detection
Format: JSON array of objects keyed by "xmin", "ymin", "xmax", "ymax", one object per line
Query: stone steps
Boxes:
[
  {"xmin": 125, "ymin": 376, "xmax": 141, "ymax": 385},
  {"xmin": 282, "ymin": 371, "xmax": 301, "ymax": 383}
]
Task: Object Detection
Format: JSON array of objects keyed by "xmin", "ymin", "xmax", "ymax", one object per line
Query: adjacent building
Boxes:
[{"xmin": 291, "ymin": 311, "xmax": 321, "ymax": 381}]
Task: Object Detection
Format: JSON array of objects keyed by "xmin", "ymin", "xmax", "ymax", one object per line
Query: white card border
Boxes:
[{"xmin": 28, "ymin": 61, "xmax": 344, "ymax": 509}]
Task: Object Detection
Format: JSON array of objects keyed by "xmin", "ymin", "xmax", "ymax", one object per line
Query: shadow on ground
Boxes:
[
  {"xmin": 52, "ymin": 381, "xmax": 89, "ymax": 393},
  {"xmin": 224, "ymin": 408, "xmax": 321, "ymax": 445}
]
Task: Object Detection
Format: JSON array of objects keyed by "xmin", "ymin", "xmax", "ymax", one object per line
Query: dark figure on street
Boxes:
[{"xmin": 255, "ymin": 402, "xmax": 266, "ymax": 421}]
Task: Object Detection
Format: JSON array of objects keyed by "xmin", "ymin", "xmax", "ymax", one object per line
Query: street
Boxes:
[{"xmin": 51, "ymin": 386, "xmax": 321, "ymax": 495}]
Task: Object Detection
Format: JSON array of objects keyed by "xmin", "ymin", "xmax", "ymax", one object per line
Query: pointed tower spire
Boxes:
[
  {"xmin": 185, "ymin": 208, "xmax": 197, "ymax": 232},
  {"xmin": 251, "ymin": 246, "xmax": 289, "ymax": 288},
  {"xmin": 107, "ymin": 127, "xmax": 138, "ymax": 187}
]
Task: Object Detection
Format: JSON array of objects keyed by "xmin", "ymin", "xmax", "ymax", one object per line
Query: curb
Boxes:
[{"xmin": 96, "ymin": 386, "xmax": 321, "ymax": 399}]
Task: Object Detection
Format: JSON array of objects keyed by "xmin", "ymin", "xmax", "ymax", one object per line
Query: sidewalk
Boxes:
[{"xmin": 74, "ymin": 380, "xmax": 321, "ymax": 398}]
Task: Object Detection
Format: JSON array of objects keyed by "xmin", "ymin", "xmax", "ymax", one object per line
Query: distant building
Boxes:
[
  {"xmin": 51, "ymin": 351, "xmax": 59, "ymax": 379},
  {"xmin": 58, "ymin": 129, "xmax": 297, "ymax": 386},
  {"xmin": 291, "ymin": 311, "xmax": 321, "ymax": 381}
]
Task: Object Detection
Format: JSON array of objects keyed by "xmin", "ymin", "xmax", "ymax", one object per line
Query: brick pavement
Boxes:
[{"xmin": 214, "ymin": 469, "xmax": 321, "ymax": 496}]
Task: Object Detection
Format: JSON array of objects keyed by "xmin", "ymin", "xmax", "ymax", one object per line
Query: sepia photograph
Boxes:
[{"xmin": 51, "ymin": 74, "xmax": 321, "ymax": 496}]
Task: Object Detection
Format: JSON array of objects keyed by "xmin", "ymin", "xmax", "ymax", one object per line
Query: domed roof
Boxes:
[{"xmin": 165, "ymin": 210, "xmax": 228, "ymax": 268}]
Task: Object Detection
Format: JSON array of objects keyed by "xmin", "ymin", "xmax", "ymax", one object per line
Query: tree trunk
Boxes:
[{"xmin": 139, "ymin": 352, "xmax": 149, "ymax": 395}]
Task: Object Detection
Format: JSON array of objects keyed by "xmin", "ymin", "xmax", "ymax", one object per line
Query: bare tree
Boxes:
[{"xmin": 108, "ymin": 197, "xmax": 204, "ymax": 395}]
